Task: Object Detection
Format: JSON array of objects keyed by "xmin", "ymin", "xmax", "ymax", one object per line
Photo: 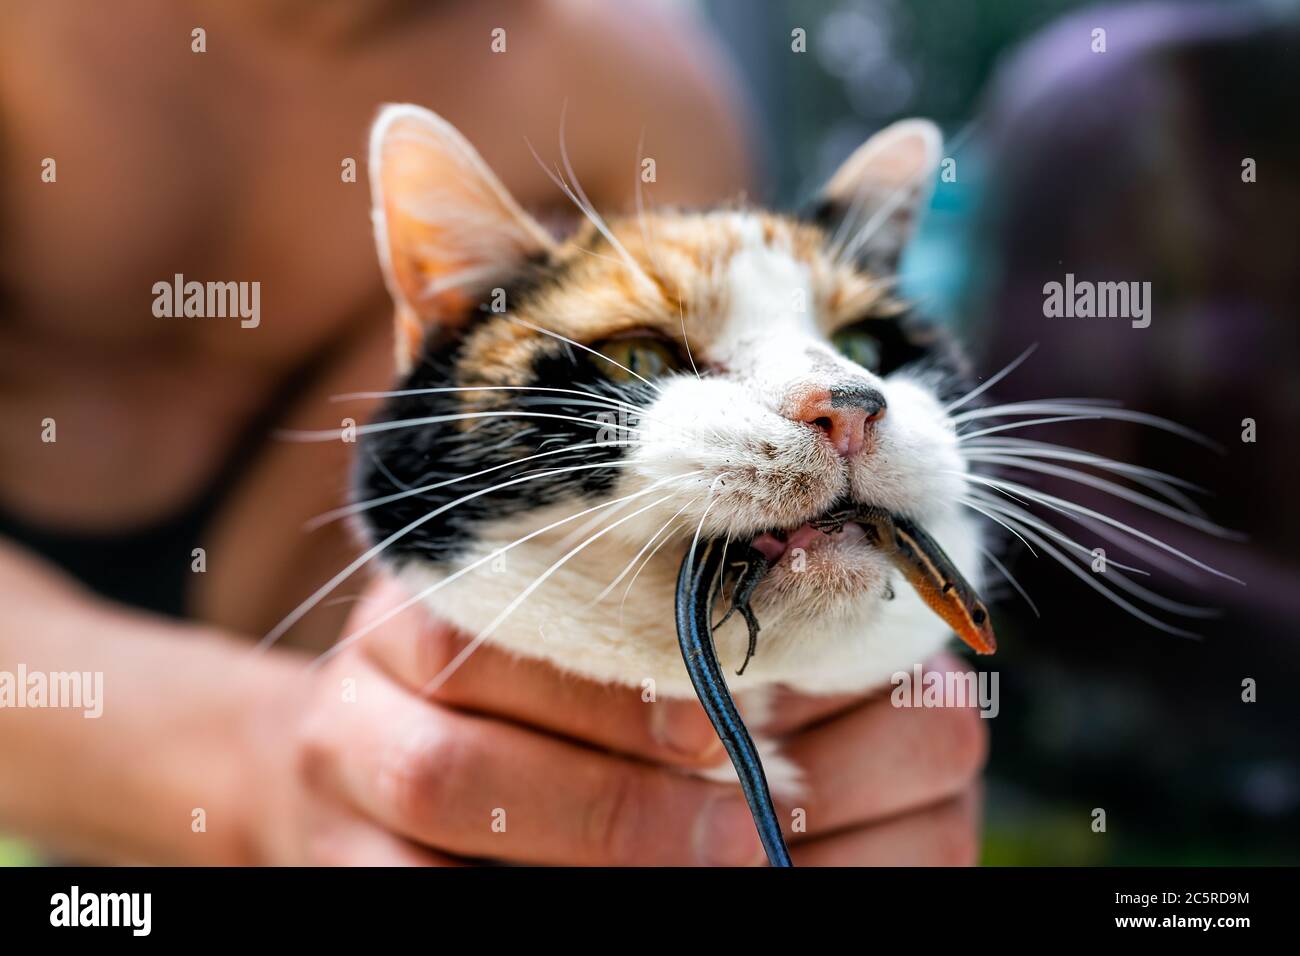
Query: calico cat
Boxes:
[
  {"xmin": 277, "ymin": 103, "xmax": 1233, "ymax": 824},
  {"xmin": 355, "ymin": 104, "xmax": 978, "ymax": 724}
]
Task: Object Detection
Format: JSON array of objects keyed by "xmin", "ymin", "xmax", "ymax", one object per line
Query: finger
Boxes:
[
  {"xmin": 315, "ymin": 656, "xmax": 763, "ymax": 866},
  {"xmin": 791, "ymin": 788, "xmax": 982, "ymax": 866},
  {"xmin": 759, "ymin": 687, "xmax": 874, "ymax": 735},
  {"xmin": 780, "ymin": 662, "xmax": 989, "ymax": 837},
  {"xmin": 761, "ymin": 651, "xmax": 973, "ymax": 735},
  {"xmin": 354, "ymin": 575, "xmax": 725, "ymax": 768},
  {"xmin": 305, "ymin": 808, "xmax": 461, "ymax": 867}
]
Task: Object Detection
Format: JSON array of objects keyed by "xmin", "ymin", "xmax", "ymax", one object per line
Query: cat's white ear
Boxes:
[
  {"xmin": 812, "ymin": 119, "xmax": 942, "ymax": 272},
  {"xmin": 369, "ymin": 104, "xmax": 556, "ymax": 369}
]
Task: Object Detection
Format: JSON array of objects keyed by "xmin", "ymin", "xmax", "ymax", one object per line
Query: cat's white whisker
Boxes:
[
  {"xmin": 965, "ymin": 489, "xmax": 1150, "ymax": 575},
  {"xmin": 310, "ymin": 472, "xmax": 703, "ymax": 670},
  {"xmin": 1098, "ymin": 518, "xmax": 1216, "ymax": 586},
  {"xmin": 684, "ymin": 473, "xmax": 733, "ymax": 570},
  {"xmin": 965, "ymin": 437, "xmax": 1206, "ymax": 490},
  {"xmin": 502, "ymin": 396, "xmax": 658, "ymax": 421},
  {"xmin": 556, "ymin": 104, "xmax": 659, "ymax": 295},
  {"xmin": 975, "ymin": 541, "xmax": 1040, "ymax": 617},
  {"xmin": 964, "ymin": 474, "xmax": 1243, "ymax": 584},
  {"xmin": 522, "ymin": 106, "xmax": 658, "ymax": 297},
  {"xmin": 954, "ymin": 400, "xmax": 1221, "ymax": 450},
  {"xmin": 632, "ymin": 140, "xmax": 702, "ymax": 382},
  {"xmin": 1067, "ymin": 548, "xmax": 1221, "ymax": 617},
  {"xmin": 442, "ymin": 428, "xmax": 549, "ymax": 468},
  {"xmin": 549, "ymin": 482, "xmax": 661, "ymax": 554},
  {"xmin": 1017, "ymin": 502, "xmax": 1214, "ymax": 587},
  {"xmin": 447, "ymin": 424, "xmax": 543, "ymax": 462},
  {"xmin": 278, "ymin": 408, "xmax": 642, "ymax": 443},
  {"xmin": 708, "ymin": 529, "xmax": 735, "ymax": 630},
  {"xmin": 307, "ymin": 440, "xmax": 641, "ymax": 530},
  {"xmin": 418, "ymin": 490, "xmax": 686, "ymax": 697},
  {"xmin": 257, "ymin": 460, "xmax": 649, "ymax": 652},
  {"xmin": 943, "ymin": 343, "xmax": 1038, "ymax": 413},
  {"xmin": 587, "ymin": 495, "xmax": 700, "ymax": 609},
  {"xmin": 531, "ymin": 155, "xmax": 653, "ymax": 292},
  {"xmin": 676, "ymin": 298, "xmax": 701, "ymax": 378},
  {"xmin": 957, "ymin": 414, "xmax": 1104, "ymax": 442},
  {"xmin": 965, "ymin": 453, "xmax": 1237, "ymax": 538},
  {"xmin": 968, "ymin": 448, "xmax": 1206, "ymax": 521},
  {"xmin": 330, "ymin": 384, "xmax": 650, "ymax": 416},
  {"xmin": 362, "ymin": 441, "xmax": 413, "ymax": 493},
  {"xmin": 964, "ymin": 438, "xmax": 1208, "ymax": 513},
  {"xmin": 618, "ymin": 503, "xmax": 708, "ymax": 626},
  {"xmin": 506, "ymin": 316, "xmax": 663, "ymax": 394},
  {"xmin": 983, "ymin": 515, "xmax": 1202, "ymax": 637},
  {"xmin": 958, "ymin": 495, "xmax": 1039, "ymax": 556},
  {"xmin": 970, "ymin": 491, "xmax": 1218, "ymax": 617},
  {"xmin": 1044, "ymin": 531, "xmax": 1222, "ymax": 616},
  {"xmin": 994, "ymin": 397, "xmax": 1125, "ymax": 407}
]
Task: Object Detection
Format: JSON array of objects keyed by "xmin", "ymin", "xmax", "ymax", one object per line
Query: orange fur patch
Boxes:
[{"xmin": 455, "ymin": 209, "xmax": 901, "ymax": 387}]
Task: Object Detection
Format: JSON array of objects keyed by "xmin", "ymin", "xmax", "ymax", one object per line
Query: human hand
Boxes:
[
  {"xmin": 248, "ymin": 575, "xmax": 768, "ymax": 865},
  {"xmin": 248, "ymin": 578, "xmax": 986, "ymax": 866},
  {"xmin": 762, "ymin": 652, "xmax": 988, "ymax": 866}
]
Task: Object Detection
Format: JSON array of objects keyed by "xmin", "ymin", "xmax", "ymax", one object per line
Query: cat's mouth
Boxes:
[
  {"xmin": 747, "ymin": 499, "xmax": 884, "ymax": 565},
  {"xmin": 746, "ymin": 504, "xmax": 996, "ymax": 655},
  {"xmin": 749, "ymin": 520, "xmax": 861, "ymax": 564}
]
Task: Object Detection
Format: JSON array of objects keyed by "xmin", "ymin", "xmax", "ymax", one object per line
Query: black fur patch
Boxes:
[
  {"xmin": 896, "ymin": 318, "xmax": 973, "ymax": 406},
  {"xmin": 834, "ymin": 308, "xmax": 972, "ymax": 404},
  {"xmin": 353, "ymin": 321, "xmax": 654, "ymax": 569}
]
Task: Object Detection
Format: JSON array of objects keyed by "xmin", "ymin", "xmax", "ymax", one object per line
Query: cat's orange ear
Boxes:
[
  {"xmin": 811, "ymin": 119, "xmax": 942, "ymax": 272},
  {"xmin": 369, "ymin": 104, "xmax": 556, "ymax": 370}
]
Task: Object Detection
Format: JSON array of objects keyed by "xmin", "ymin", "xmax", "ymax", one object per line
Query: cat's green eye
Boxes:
[
  {"xmin": 598, "ymin": 336, "xmax": 681, "ymax": 383},
  {"xmin": 831, "ymin": 326, "xmax": 883, "ymax": 371}
]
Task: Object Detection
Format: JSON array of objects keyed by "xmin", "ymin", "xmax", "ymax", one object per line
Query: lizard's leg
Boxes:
[{"xmin": 712, "ymin": 549, "xmax": 770, "ymax": 675}]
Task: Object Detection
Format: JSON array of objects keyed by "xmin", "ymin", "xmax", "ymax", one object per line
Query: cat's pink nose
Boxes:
[{"xmin": 788, "ymin": 384, "xmax": 887, "ymax": 457}]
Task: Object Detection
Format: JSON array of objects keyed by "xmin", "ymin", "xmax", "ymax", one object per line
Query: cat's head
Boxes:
[{"xmin": 352, "ymin": 104, "xmax": 980, "ymax": 693}]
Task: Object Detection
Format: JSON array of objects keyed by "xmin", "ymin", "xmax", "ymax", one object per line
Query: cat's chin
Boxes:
[{"xmin": 389, "ymin": 502, "xmax": 981, "ymax": 699}]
